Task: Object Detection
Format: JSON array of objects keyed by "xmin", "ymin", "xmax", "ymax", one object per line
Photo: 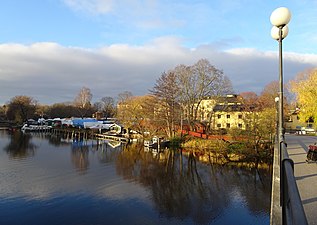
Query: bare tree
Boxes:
[
  {"xmin": 150, "ymin": 71, "xmax": 181, "ymax": 137},
  {"xmin": 175, "ymin": 59, "xmax": 233, "ymax": 129},
  {"xmin": 74, "ymin": 87, "xmax": 93, "ymax": 118},
  {"xmin": 101, "ymin": 96, "xmax": 116, "ymax": 118},
  {"xmin": 118, "ymin": 91, "xmax": 133, "ymax": 104},
  {"xmin": 116, "ymin": 91, "xmax": 134, "ymax": 128}
]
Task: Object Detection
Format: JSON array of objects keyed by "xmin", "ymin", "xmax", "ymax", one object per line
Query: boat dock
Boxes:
[{"xmin": 94, "ymin": 133, "xmax": 129, "ymax": 143}]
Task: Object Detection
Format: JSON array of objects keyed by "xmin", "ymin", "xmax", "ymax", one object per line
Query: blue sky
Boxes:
[{"xmin": 1, "ymin": 0, "xmax": 317, "ymax": 104}]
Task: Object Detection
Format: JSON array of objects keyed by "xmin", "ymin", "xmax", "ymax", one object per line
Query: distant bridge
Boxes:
[{"xmin": 270, "ymin": 134, "xmax": 317, "ymax": 225}]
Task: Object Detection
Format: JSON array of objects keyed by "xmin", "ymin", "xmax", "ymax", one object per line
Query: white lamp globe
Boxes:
[
  {"xmin": 275, "ymin": 97, "xmax": 279, "ymax": 102},
  {"xmin": 271, "ymin": 25, "xmax": 289, "ymax": 40},
  {"xmin": 270, "ymin": 7, "xmax": 291, "ymax": 27}
]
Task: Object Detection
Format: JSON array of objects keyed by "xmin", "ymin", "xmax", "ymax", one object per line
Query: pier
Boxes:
[
  {"xmin": 51, "ymin": 128, "xmax": 130, "ymax": 143},
  {"xmin": 94, "ymin": 133, "xmax": 129, "ymax": 143}
]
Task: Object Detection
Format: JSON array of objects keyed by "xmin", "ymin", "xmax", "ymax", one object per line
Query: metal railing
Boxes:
[{"xmin": 279, "ymin": 141, "xmax": 308, "ymax": 225}]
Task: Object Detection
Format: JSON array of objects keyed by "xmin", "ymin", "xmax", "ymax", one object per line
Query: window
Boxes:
[
  {"xmin": 238, "ymin": 123, "xmax": 242, "ymax": 128},
  {"xmin": 238, "ymin": 114, "xmax": 242, "ymax": 119},
  {"xmin": 217, "ymin": 124, "xmax": 221, "ymax": 128},
  {"xmin": 227, "ymin": 115, "xmax": 230, "ymax": 119},
  {"xmin": 226, "ymin": 123, "xmax": 230, "ymax": 128},
  {"xmin": 217, "ymin": 115, "xmax": 221, "ymax": 119}
]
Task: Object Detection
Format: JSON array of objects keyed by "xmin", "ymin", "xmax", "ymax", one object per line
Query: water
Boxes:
[{"xmin": 0, "ymin": 130, "xmax": 271, "ymax": 225}]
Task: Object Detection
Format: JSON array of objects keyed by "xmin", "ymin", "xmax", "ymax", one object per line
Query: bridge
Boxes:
[{"xmin": 270, "ymin": 134, "xmax": 317, "ymax": 225}]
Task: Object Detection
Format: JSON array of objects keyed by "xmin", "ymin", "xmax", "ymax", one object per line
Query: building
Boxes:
[
  {"xmin": 196, "ymin": 94, "xmax": 248, "ymax": 131},
  {"xmin": 285, "ymin": 108, "xmax": 315, "ymax": 133}
]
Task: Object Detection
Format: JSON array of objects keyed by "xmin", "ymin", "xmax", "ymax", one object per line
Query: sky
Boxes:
[{"xmin": 1, "ymin": 0, "xmax": 317, "ymax": 105}]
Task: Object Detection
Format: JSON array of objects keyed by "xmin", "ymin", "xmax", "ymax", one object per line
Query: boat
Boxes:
[
  {"xmin": 21, "ymin": 124, "xmax": 52, "ymax": 132},
  {"xmin": 144, "ymin": 136, "xmax": 170, "ymax": 149}
]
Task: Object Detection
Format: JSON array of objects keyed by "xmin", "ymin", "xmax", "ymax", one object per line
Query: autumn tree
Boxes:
[
  {"xmin": 240, "ymin": 83, "xmax": 279, "ymax": 148},
  {"xmin": 6, "ymin": 96, "xmax": 37, "ymax": 124},
  {"xmin": 74, "ymin": 87, "xmax": 93, "ymax": 118},
  {"xmin": 116, "ymin": 91, "xmax": 133, "ymax": 125},
  {"xmin": 35, "ymin": 104, "xmax": 49, "ymax": 118},
  {"xmin": 150, "ymin": 71, "xmax": 181, "ymax": 138},
  {"xmin": 117, "ymin": 94, "xmax": 156, "ymax": 135},
  {"xmin": 239, "ymin": 92, "xmax": 259, "ymax": 111},
  {"xmin": 258, "ymin": 81, "xmax": 279, "ymax": 110},
  {"xmin": 289, "ymin": 68, "xmax": 317, "ymax": 125}
]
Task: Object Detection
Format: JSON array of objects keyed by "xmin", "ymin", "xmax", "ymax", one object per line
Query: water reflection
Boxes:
[
  {"xmin": 71, "ymin": 140, "xmax": 90, "ymax": 174},
  {"xmin": 116, "ymin": 144, "xmax": 271, "ymax": 224},
  {"xmin": 3, "ymin": 131, "xmax": 37, "ymax": 159},
  {"xmin": 0, "ymin": 132, "xmax": 271, "ymax": 224}
]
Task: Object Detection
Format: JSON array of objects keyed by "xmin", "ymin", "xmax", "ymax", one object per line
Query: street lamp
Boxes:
[
  {"xmin": 270, "ymin": 7, "xmax": 291, "ymax": 144},
  {"xmin": 275, "ymin": 97, "xmax": 279, "ymax": 140}
]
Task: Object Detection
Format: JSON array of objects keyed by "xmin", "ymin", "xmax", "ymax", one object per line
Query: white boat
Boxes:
[
  {"xmin": 21, "ymin": 124, "xmax": 52, "ymax": 132},
  {"xmin": 144, "ymin": 136, "xmax": 170, "ymax": 149}
]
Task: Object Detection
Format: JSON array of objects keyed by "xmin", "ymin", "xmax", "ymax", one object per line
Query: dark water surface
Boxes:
[{"xmin": 0, "ymin": 130, "xmax": 271, "ymax": 225}]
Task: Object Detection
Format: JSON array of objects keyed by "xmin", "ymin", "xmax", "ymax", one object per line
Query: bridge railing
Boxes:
[{"xmin": 279, "ymin": 141, "xmax": 308, "ymax": 225}]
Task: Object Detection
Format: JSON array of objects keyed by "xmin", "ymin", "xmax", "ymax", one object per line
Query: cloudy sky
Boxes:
[{"xmin": 1, "ymin": 0, "xmax": 317, "ymax": 105}]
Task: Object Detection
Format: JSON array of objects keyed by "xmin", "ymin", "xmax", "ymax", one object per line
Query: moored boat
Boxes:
[{"xmin": 21, "ymin": 124, "xmax": 52, "ymax": 132}]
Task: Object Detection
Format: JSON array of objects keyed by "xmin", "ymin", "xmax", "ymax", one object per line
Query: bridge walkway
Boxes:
[{"xmin": 283, "ymin": 134, "xmax": 317, "ymax": 225}]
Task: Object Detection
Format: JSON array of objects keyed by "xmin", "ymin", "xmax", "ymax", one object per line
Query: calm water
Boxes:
[{"xmin": 0, "ymin": 130, "xmax": 271, "ymax": 225}]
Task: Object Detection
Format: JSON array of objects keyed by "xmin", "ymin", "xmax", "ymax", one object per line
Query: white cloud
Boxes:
[
  {"xmin": 63, "ymin": 0, "xmax": 113, "ymax": 15},
  {"xmin": 1, "ymin": 39, "xmax": 316, "ymax": 105}
]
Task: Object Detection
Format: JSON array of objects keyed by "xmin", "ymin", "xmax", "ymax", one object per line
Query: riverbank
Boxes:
[{"xmin": 180, "ymin": 136, "xmax": 273, "ymax": 166}]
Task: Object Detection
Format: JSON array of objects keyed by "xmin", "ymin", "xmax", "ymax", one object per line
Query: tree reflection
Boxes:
[
  {"xmin": 71, "ymin": 140, "xmax": 90, "ymax": 174},
  {"xmin": 4, "ymin": 131, "xmax": 37, "ymax": 159},
  {"xmin": 115, "ymin": 144, "xmax": 271, "ymax": 224}
]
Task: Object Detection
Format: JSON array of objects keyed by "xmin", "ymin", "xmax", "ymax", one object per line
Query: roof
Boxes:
[{"xmin": 213, "ymin": 104, "xmax": 244, "ymax": 112}]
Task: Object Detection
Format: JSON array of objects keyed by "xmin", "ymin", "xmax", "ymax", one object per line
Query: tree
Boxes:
[
  {"xmin": 101, "ymin": 96, "xmax": 116, "ymax": 118},
  {"xmin": 150, "ymin": 71, "xmax": 181, "ymax": 138},
  {"xmin": 116, "ymin": 91, "xmax": 134, "ymax": 125},
  {"xmin": 258, "ymin": 81, "xmax": 279, "ymax": 110},
  {"xmin": 74, "ymin": 87, "xmax": 93, "ymax": 118},
  {"xmin": 240, "ymin": 84, "xmax": 279, "ymax": 149},
  {"xmin": 117, "ymin": 94, "xmax": 156, "ymax": 135},
  {"xmin": 47, "ymin": 103, "xmax": 81, "ymax": 118},
  {"xmin": 289, "ymin": 68, "xmax": 317, "ymax": 125},
  {"xmin": 6, "ymin": 96, "xmax": 37, "ymax": 124},
  {"xmin": 0, "ymin": 105, "xmax": 7, "ymax": 121},
  {"xmin": 118, "ymin": 91, "xmax": 133, "ymax": 104},
  {"xmin": 239, "ymin": 92, "xmax": 259, "ymax": 111},
  {"xmin": 175, "ymin": 59, "xmax": 233, "ymax": 128}
]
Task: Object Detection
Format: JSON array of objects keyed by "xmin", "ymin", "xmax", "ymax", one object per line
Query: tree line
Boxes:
[
  {"xmin": 0, "ymin": 59, "xmax": 316, "ymax": 139},
  {"xmin": 0, "ymin": 87, "xmax": 117, "ymax": 124}
]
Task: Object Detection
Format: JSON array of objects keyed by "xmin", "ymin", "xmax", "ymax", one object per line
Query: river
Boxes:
[{"xmin": 0, "ymin": 130, "xmax": 271, "ymax": 225}]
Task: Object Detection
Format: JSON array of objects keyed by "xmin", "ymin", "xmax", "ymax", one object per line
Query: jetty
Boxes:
[{"xmin": 94, "ymin": 133, "xmax": 129, "ymax": 143}]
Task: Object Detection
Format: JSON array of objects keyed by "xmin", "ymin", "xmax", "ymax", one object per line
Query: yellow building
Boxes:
[
  {"xmin": 285, "ymin": 109, "xmax": 315, "ymax": 133},
  {"xmin": 197, "ymin": 94, "xmax": 248, "ymax": 131}
]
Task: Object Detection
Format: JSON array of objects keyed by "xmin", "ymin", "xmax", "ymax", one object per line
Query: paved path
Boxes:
[{"xmin": 285, "ymin": 134, "xmax": 317, "ymax": 225}]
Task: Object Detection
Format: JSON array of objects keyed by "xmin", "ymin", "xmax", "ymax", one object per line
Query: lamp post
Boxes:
[
  {"xmin": 270, "ymin": 7, "xmax": 291, "ymax": 145},
  {"xmin": 275, "ymin": 96, "xmax": 279, "ymax": 145}
]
